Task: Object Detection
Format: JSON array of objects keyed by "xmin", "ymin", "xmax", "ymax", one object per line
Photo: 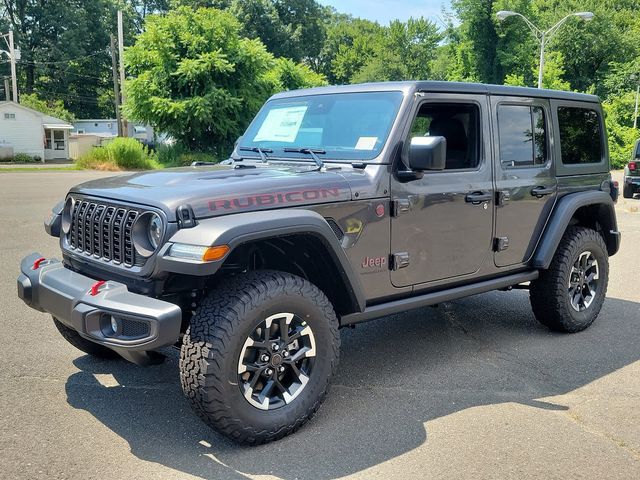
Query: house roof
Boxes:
[{"xmin": 0, "ymin": 101, "xmax": 73, "ymax": 128}]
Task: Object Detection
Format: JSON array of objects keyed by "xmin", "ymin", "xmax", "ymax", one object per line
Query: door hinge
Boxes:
[
  {"xmin": 391, "ymin": 199, "xmax": 411, "ymax": 217},
  {"xmin": 494, "ymin": 237, "xmax": 509, "ymax": 252},
  {"xmin": 390, "ymin": 252, "xmax": 410, "ymax": 270},
  {"xmin": 496, "ymin": 190, "xmax": 510, "ymax": 206}
]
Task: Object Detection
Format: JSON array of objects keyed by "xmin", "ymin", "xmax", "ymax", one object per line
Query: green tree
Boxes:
[
  {"xmin": 172, "ymin": 0, "xmax": 327, "ymax": 63},
  {"xmin": 602, "ymin": 91, "xmax": 638, "ymax": 169},
  {"xmin": 20, "ymin": 93, "xmax": 75, "ymax": 122},
  {"xmin": 265, "ymin": 57, "xmax": 327, "ymax": 91},
  {"xmin": 451, "ymin": 0, "xmax": 501, "ymax": 83},
  {"xmin": 124, "ymin": 7, "xmax": 325, "ymax": 154}
]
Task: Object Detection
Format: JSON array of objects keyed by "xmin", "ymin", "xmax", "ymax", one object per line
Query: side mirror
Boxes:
[{"xmin": 408, "ymin": 136, "xmax": 447, "ymax": 171}]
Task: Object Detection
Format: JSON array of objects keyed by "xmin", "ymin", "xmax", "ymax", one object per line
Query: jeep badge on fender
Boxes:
[{"xmin": 17, "ymin": 81, "xmax": 620, "ymax": 445}]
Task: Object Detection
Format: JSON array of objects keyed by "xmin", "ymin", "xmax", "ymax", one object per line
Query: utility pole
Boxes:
[
  {"xmin": 1, "ymin": 31, "xmax": 18, "ymax": 101},
  {"xmin": 117, "ymin": 11, "xmax": 128, "ymax": 137},
  {"xmin": 8, "ymin": 31, "xmax": 17, "ymax": 102},
  {"xmin": 110, "ymin": 35, "xmax": 123, "ymax": 137},
  {"xmin": 3, "ymin": 78, "xmax": 10, "ymax": 101}
]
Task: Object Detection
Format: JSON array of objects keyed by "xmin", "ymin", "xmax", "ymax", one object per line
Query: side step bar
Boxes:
[{"xmin": 340, "ymin": 270, "xmax": 539, "ymax": 326}]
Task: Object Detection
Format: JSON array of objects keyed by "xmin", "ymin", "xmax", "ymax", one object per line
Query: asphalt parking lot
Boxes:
[{"xmin": 0, "ymin": 170, "xmax": 638, "ymax": 480}]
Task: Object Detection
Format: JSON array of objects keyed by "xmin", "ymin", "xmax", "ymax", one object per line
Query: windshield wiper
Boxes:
[
  {"xmin": 283, "ymin": 147, "xmax": 325, "ymax": 170},
  {"xmin": 238, "ymin": 146, "xmax": 273, "ymax": 163}
]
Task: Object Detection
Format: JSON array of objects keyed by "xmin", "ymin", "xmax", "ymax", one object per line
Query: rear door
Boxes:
[{"xmin": 491, "ymin": 96, "xmax": 557, "ymax": 267}]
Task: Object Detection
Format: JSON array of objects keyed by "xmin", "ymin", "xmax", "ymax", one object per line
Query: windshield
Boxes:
[{"xmin": 240, "ymin": 91, "xmax": 404, "ymax": 161}]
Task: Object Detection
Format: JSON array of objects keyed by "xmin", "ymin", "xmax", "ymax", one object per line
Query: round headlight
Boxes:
[
  {"xmin": 62, "ymin": 197, "xmax": 74, "ymax": 235},
  {"xmin": 148, "ymin": 213, "xmax": 163, "ymax": 249},
  {"xmin": 132, "ymin": 212, "xmax": 164, "ymax": 257}
]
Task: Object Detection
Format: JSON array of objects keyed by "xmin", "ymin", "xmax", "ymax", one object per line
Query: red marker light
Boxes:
[
  {"xmin": 90, "ymin": 280, "xmax": 106, "ymax": 296},
  {"xmin": 375, "ymin": 204, "xmax": 385, "ymax": 218},
  {"xmin": 629, "ymin": 161, "xmax": 636, "ymax": 171},
  {"xmin": 31, "ymin": 257, "xmax": 47, "ymax": 270}
]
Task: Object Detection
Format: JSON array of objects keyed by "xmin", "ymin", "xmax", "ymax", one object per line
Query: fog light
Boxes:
[{"xmin": 110, "ymin": 316, "xmax": 119, "ymax": 334}]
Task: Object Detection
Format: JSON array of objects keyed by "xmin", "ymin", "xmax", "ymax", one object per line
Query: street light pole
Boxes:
[
  {"xmin": 537, "ymin": 34, "xmax": 545, "ymax": 90},
  {"xmin": 634, "ymin": 84, "xmax": 639, "ymax": 130},
  {"xmin": 496, "ymin": 11, "xmax": 594, "ymax": 89}
]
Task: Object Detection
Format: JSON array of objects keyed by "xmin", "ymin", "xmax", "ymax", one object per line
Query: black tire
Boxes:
[
  {"xmin": 180, "ymin": 270, "xmax": 340, "ymax": 445},
  {"xmin": 53, "ymin": 317, "xmax": 118, "ymax": 358},
  {"xmin": 530, "ymin": 226, "xmax": 608, "ymax": 333},
  {"xmin": 622, "ymin": 184, "xmax": 633, "ymax": 199}
]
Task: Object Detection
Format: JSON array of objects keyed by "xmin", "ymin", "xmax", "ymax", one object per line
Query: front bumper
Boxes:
[
  {"xmin": 624, "ymin": 176, "xmax": 640, "ymax": 189},
  {"xmin": 17, "ymin": 252, "xmax": 182, "ymax": 364}
]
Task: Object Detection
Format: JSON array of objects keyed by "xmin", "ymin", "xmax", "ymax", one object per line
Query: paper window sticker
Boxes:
[
  {"xmin": 253, "ymin": 106, "xmax": 308, "ymax": 143},
  {"xmin": 354, "ymin": 136, "xmax": 378, "ymax": 150}
]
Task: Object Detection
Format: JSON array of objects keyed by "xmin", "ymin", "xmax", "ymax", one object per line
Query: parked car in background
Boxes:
[{"xmin": 623, "ymin": 139, "xmax": 640, "ymax": 198}]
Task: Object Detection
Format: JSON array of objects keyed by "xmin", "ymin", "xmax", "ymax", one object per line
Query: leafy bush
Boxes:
[
  {"xmin": 76, "ymin": 138, "xmax": 158, "ymax": 171},
  {"xmin": 156, "ymin": 144, "xmax": 218, "ymax": 167},
  {"xmin": 0, "ymin": 153, "xmax": 39, "ymax": 163}
]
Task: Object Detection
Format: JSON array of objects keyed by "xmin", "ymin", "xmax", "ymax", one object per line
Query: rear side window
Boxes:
[
  {"xmin": 497, "ymin": 105, "xmax": 547, "ymax": 167},
  {"xmin": 557, "ymin": 107, "xmax": 603, "ymax": 165}
]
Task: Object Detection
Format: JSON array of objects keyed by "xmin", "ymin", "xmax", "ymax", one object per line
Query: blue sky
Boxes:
[{"xmin": 317, "ymin": 0, "xmax": 453, "ymax": 26}]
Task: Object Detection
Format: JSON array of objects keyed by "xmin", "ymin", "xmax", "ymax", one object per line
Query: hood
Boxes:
[{"xmin": 70, "ymin": 164, "xmax": 353, "ymax": 221}]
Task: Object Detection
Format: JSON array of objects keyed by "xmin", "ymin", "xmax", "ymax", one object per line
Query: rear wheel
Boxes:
[
  {"xmin": 180, "ymin": 270, "xmax": 340, "ymax": 445},
  {"xmin": 530, "ymin": 227, "xmax": 608, "ymax": 333},
  {"xmin": 622, "ymin": 183, "xmax": 633, "ymax": 199},
  {"xmin": 53, "ymin": 317, "xmax": 117, "ymax": 358}
]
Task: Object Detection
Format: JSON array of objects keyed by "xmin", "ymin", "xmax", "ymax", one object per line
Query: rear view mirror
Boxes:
[{"xmin": 408, "ymin": 136, "xmax": 446, "ymax": 171}]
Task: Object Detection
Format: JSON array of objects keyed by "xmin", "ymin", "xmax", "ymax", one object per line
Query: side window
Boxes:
[
  {"xmin": 497, "ymin": 104, "xmax": 547, "ymax": 167},
  {"xmin": 408, "ymin": 103, "xmax": 480, "ymax": 170},
  {"xmin": 557, "ymin": 106, "xmax": 603, "ymax": 165}
]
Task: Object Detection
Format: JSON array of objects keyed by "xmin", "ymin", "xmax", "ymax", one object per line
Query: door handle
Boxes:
[
  {"xmin": 465, "ymin": 191, "xmax": 492, "ymax": 205},
  {"xmin": 531, "ymin": 186, "xmax": 556, "ymax": 198}
]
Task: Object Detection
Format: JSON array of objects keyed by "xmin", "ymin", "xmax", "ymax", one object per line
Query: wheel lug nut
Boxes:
[
  {"xmin": 272, "ymin": 344, "xmax": 280, "ymax": 351},
  {"xmin": 279, "ymin": 366, "xmax": 285, "ymax": 373},
  {"xmin": 260, "ymin": 354, "xmax": 269, "ymax": 362},
  {"xmin": 265, "ymin": 368, "xmax": 273, "ymax": 376},
  {"xmin": 282, "ymin": 350, "xmax": 289, "ymax": 357}
]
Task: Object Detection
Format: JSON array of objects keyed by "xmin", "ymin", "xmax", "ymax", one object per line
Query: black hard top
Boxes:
[{"xmin": 271, "ymin": 80, "xmax": 600, "ymax": 103}]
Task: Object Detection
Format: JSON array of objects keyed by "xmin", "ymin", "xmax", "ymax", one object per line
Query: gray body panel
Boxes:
[{"xmin": 18, "ymin": 81, "xmax": 621, "ymax": 361}]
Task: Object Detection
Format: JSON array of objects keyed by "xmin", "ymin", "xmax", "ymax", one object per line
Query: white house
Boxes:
[{"xmin": 0, "ymin": 101, "xmax": 73, "ymax": 162}]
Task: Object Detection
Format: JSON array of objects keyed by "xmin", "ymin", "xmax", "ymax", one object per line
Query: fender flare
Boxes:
[
  {"xmin": 157, "ymin": 209, "xmax": 366, "ymax": 313},
  {"xmin": 532, "ymin": 190, "xmax": 620, "ymax": 269}
]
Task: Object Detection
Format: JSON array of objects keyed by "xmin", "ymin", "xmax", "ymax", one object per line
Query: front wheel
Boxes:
[
  {"xmin": 179, "ymin": 271, "xmax": 340, "ymax": 445},
  {"xmin": 530, "ymin": 226, "xmax": 609, "ymax": 333}
]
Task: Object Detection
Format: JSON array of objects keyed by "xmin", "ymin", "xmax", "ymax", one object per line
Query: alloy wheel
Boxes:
[{"xmin": 237, "ymin": 313, "xmax": 316, "ymax": 410}]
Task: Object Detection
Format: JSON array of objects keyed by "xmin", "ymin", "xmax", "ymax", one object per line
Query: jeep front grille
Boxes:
[{"xmin": 68, "ymin": 199, "xmax": 141, "ymax": 267}]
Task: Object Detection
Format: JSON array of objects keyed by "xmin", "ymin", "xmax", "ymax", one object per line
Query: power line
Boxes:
[{"xmin": 18, "ymin": 51, "xmax": 108, "ymax": 66}]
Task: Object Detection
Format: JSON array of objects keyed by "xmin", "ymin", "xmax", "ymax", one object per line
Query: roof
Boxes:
[
  {"xmin": 74, "ymin": 119, "xmax": 118, "ymax": 123},
  {"xmin": 0, "ymin": 101, "xmax": 73, "ymax": 127},
  {"xmin": 271, "ymin": 81, "xmax": 601, "ymax": 103}
]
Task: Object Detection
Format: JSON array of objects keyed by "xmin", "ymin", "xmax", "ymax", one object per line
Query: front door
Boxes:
[
  {"xmin": 491, "ymin": 96, "xmax": 557, "ymax": 267},
  {"xmin": 390, "ymin": 94, "xmax": 494, "ymax": 287}
]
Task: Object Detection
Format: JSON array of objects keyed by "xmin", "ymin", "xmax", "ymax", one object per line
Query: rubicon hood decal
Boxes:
[
  {"xmin": 70, "ymin": 165, "xmax": 352, "ymax": 221},
  {"xmin": 208, "ymin": 187, "xmax": 342, "ymax": 212}
]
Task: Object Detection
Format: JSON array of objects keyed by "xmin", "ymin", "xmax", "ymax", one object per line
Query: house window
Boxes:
[
  {"xmin": 54, "ymin": 130, "xmax": 65, "ymax": 150},
  {"xmin": 4, "ymin": 113, "xmax": 16, "ymax": 120},
  {"xmin": 77, "ymin": 129, "xmax": 85, "ymax": 134},
  {"xmin": 107, "ymin": 123, "xmax": 112, "ymax": 129}
]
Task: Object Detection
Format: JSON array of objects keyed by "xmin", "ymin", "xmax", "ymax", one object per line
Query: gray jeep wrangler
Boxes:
[{"xmin": 17, "ymin": 82, "xmax": 620, "ymax": 444}]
